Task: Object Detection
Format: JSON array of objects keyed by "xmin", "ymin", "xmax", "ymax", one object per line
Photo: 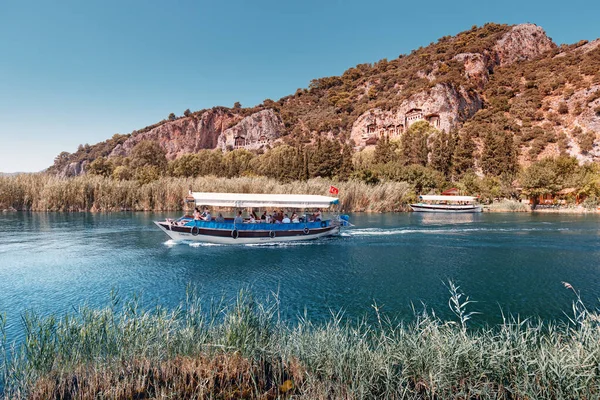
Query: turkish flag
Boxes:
[{"xmin": 329, "ymin": 185, "xmax": 339, "ymax": 195}]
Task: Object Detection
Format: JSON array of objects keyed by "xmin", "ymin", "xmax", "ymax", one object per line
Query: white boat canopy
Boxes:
[
  {"xmin": 419, "ymin": 195, "xmax": 478, "ymax": 202},
  {"xmin": 187, "ymin": 192, "xmax": 339, "ymax": 208}
]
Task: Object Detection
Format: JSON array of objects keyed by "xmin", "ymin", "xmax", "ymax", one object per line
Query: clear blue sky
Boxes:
[{"xmin": 1, "ymin": 0, "xmax": 599, "ymax": 172}]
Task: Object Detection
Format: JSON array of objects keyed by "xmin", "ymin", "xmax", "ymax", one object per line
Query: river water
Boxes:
[{"xmin": 1, "ymin": 212, "xmax": 599, "ymax": 342}]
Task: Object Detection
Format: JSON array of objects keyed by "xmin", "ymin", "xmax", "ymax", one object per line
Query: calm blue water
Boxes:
[{"xmin": 1, "ymin": 212, "xmax": 600, "ymax": 342}]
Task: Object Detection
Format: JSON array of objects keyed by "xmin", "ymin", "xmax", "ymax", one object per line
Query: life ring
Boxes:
[
  {"xmin": 231, "ymin": 229, "xmax": 239, "ymax": 239},
  {"xmin": 191, "ymin": 226, "xmax": 199, "ymax": 236},
  {"xmin": 269, "ymin": 231, "xmax": 276, "ymax": 239},
  {"xmin": 320, "ymin": 221, "xmax": 327, "ymax": 228},
  {"xmin": 303, "ymin": 227, "xmax": 310, "ymax": 235}
]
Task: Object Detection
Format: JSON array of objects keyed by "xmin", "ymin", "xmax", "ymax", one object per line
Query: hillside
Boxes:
[{"xmin": 49, "ymin": 23, "xmax": 600, "ymax": 181}]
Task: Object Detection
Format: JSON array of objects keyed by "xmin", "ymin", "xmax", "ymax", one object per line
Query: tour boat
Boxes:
[
  {"xmin": 410, "ymin": 195, "xmax": 482, "ymax": 213},
  {"xmin": 154, "ymin": 192, "xmax": 351, "ymax": 244}
]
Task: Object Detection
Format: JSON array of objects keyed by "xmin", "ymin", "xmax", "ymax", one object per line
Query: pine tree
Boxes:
[
  {"xmin": 430, "ymin": 131, "xmax": 452, "ymax": 176},
  {"xmin": 481, "ymin": 130, "xmax": 518, "ymax": 177},
  {"xmin": 338, "ymin": 143, "xmax": 355, "ymax": 179},
  {"xmin": 375, "ymin": 135, "xmax": 397, "ymax": 164},
  {"xmin": 452, "ymin": 131, "xmax": 475, "ymax": 178}
]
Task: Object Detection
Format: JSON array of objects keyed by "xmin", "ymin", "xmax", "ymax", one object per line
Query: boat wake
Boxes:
[
  {"xmin": 163, "ymin": 240, "xmax": 224, "ymax": 247},
  {"xmin": 343, "ymin": 226, "xmax": 571, "ymax": 237}
]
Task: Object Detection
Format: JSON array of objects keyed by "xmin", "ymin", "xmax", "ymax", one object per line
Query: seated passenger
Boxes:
[
  {"xmin": 260, "ymin": 211, "xmax": 267, "ymax": 221},
  {"xmin": 291, "ymin": 213, "xmax": 299, "ymax": 223},
  {"xmin": 234, "ymin": 211, "xmax": 244, "ymax": 224},
  {"xmin": 215, "ymin": 213, "xmax": 224, "ymax": 222},
  {"xmin": 282, "ymin": 214, "xmax": 291, "ymax": 223},
  {"xmin": 251, "ymin": 210, "xmax": 259, "ymax": 220},
  {"xmin": 249, "ymin": 214, "xmax": 256, "ymax": 223},
  {"xmin": 314, "ymin": 209, "xmax": 323, "ymax": 221},
  {"xmin": 201, "ymin": 208, "xmax": 212, "ymax": 221},
  {"xmin": 193, "ymin": 207, "xmax": 201, "ymax": 220}
]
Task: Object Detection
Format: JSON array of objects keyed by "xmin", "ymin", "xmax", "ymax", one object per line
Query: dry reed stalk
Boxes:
[{"xmin": 0, "ymin": 174, "xmax": 413, "ymax": 212}]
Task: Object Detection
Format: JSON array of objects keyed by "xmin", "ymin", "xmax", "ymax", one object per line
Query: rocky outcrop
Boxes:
[
  {"xmin": 59, "ymin": 160, "xmax": 88, "ymax": 177},
  {"xmin": 453, "ymin": 52, "xmax": 490, "ymax": 87},
  {"xmin": 217, "ymin": 109, "xmax": 284, "ymax": 151},
  {"xmin": 494, "ymin": 24, "xmax": 556, "ymax": 66},
  {"xmin": 110, "ymin": 109, "xmax": 243, "ymax": 160},
  {"xmin": 350, "ymin": 84, "xmax": 483, "ymax": 146}
]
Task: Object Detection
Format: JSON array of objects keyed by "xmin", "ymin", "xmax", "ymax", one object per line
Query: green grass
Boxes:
[
  {"xmin": 0, "ymin": 174, "xmax": 414, "ymax": 213},
  {"xmin": 1, "ymin": 284, "xmax": 599, "ymax": 399}
]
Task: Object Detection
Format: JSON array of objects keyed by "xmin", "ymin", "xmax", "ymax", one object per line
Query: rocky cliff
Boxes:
[
  {"xmin": 217, "ymin": 109, "xmax": 284, "ymax": 151},
  {"xmin": 110, "ymin": 108, "xmax": 242, "ymax": 161},
  {"xmin": 50, "ymin": 22, "xmax": 600, "ymax": 175}
]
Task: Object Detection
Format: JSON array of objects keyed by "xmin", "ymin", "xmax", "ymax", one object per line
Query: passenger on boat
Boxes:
[
  {"xmin": 215, "ymin": 213, "xmax": 224, "ymax": 222},
  {"xmin": 265, "ymin": 212, "xmax": 272, "ymax": 224},
  {"xmin": 234, "ymin": 211, "xmax": 244, "ymax": 224},
  {"xmin": 193, "ymin": 207, "xmax": 201, "ymax": 220},
  {"xmin": 201, "ymin": 208, "xmax": 212, "ymax": 221},
  {"xmin": 314, "ymin": 209, "xmax": 322, "ymax": 222},
  {"xmin": 282, "ymin": 214, "xmax": 291, "ymax": 223},
  {"xmin": 260, "ymin": 211, "xmax": 267, "ymax": 221},
  {"xmin": 291, "ymin": 212, "xmax": 299, "ymax": 223},
  {"xmin": 249, "ymin": 214, "xmax": 256, "ymax": 223},
  {"xmin": 251, "ymin": 210, "xmax": 259, "ymax": 220}
]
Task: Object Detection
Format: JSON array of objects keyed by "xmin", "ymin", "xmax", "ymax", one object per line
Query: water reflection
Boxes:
[{"xmin": 412, "ymin": 212, "xmax": 479, "ymax": 226}]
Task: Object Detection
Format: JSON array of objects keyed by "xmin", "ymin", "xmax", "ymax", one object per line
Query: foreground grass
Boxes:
[
  {"xmin": 1, "ymin": 285, "xmax": 599, "ymax": 399},
  {"xmin": 0, "ymin": 174, "xmax": 413, "ymax": 212}
]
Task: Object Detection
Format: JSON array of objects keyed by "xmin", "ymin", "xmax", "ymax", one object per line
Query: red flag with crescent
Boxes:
[{"xmin": 329, "ymin": 185, "xmax": 339, "ymax": 195}]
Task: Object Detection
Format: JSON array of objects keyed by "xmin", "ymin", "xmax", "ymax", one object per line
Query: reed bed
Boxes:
[
  {"xmin": 485, "ymin": 199, "xmax": 531, "ymax": 212},
  {"xmin": 0, "ymin": 174, "xmax": 413, "ymax": 212},
  {"xmin": 1, "ymin": 285, "xmax": 599, "ymax": 399}
]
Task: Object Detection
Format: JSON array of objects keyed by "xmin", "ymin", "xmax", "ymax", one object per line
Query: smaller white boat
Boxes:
[{"xmin": 410, "ymin": 195, "xmax": 482, "ymax": 213}]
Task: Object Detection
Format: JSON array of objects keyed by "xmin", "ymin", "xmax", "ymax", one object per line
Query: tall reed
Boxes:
[
  {"xmin": 1, "ymin": 285, "xmax": 599, "ymax": 399},
  {"xmin": 0, "ymin": 174, "xmax": 413, "ymax": 212}
]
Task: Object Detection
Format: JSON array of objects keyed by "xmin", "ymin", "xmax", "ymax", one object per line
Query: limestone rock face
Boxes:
[
  {"xmin": 453, "ymin": 52, "xmax": 490, "ymax": 87},
  {"xmin": 217, "ymin": 109, "xmax": 284, "ymax": 151},
  {"xmin": 109, "ymin": 109, "xmax": 243, "ymax": 161},
  {"xmin": 59, "ymin": 160, "xmax": 88, "ymax": 177},
  {"xmin": 494, "ymin": 24, "xmax": 556, "ymax": 66},
  {"xmin": 350, "ymin": 84, "xmax": 482, "ymax": 146}
]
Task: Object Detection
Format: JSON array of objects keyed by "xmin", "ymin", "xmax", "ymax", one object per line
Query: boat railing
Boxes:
[{"xmin": 170, "ymin": 219, "xmax": 331, "ymax": 231}]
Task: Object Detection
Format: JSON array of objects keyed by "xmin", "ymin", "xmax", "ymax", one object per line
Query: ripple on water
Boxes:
[{"xmin": 1, "ymin": 211, "xmax": 600, "ymax": 345}]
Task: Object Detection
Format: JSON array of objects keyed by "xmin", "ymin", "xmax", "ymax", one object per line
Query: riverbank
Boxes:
[
  {"xmin": 2, "ymin": 174, "xmax": 598, "ymax": 214},
  {"xmin": 1, "ymin": 287, "xmax": 598, "ymax": 399},
  {"xmin": 0, "ymin": 174, "xmax": 414, "ymax": 212}
]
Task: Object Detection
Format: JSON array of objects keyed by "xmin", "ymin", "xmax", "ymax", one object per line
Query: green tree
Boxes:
[
  {"xmin": 87, "ymin": 157, "xmax": 114, "ymax": 178},
  {"xmin": 135, "ymin": 165, "xmax": 161, "ymax": 184},
  {"xmin": 338, "ymin": 143, "xmax": 355, "ymax": 180},
  {"xmin": 233, "ymin": 102, "xmax": 242, "ymax": 109},
  {"xmin": 405, "ymin": 121, "xmax": 432, "ymax": 166},
  {"xmin": 168, "ymin": 154, "xmax": 201, "ymax": 177},
  {"xmin": 112, "ymin": 165, "xmax": 132, "ymax": 180},
  {"xmin": 222, "ymin": 149, "xmax": 255, "ymax": 177},
  {"xmin": 481, "ymin": 130, "xmax": 518, "ymax": 177},
  {"xmin": 374, "ymin": 135, "xmax": 397, "ymax": 164},
  {"xmin": 452, "ymin": 130, "xmax": 475, "ymax": 178},
  {"xmin": 429, "ymin": 131, "xmax": 454, "ymax": 176},
  {"xmin": 183, "ymin": 109, "xmax": 191, "ymax": 117},
  {"xmin": 130, "ymin": 141, "xmax": 168, "ymax": 172},
  {"xmin": 520, "ymin": 157, "xmax": 579, "ymax": 203},
  {"xmin": 168, "ymin": 113, "xmax": 176, "ymax": 121}
]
